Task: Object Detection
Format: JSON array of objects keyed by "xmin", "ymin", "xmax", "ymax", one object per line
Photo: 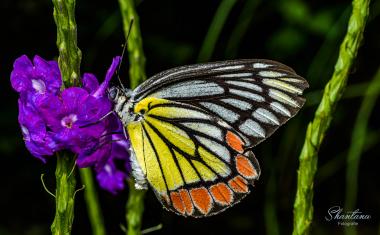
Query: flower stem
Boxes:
[
  {"xmin": 118, "ymin": 0, "xmax": 147, "ymax": 234},
  {"xmin": 125, "ymin": 180, "xmax": 146, "ymax": 235},
  {"xmin": 52, "ymin": 0, "xmax": 82, "ymax": 87},
  {"xmin": 51, "ymin": 0, "xmax": 82, "ymax": 234},
  {"xmin": 118, "ymin": 0, "xmax": 147, "ymax": 90},
  {"xmin": 79, "ymin": 168, "xmax": 106, "ymax": 235},
  {"xmin": 292, "ymin": 0, "xmax": 371, "ymax": 234},
  {"xmin": 51, "ymin": 153, "xmax": 77, "ymax": 235}
]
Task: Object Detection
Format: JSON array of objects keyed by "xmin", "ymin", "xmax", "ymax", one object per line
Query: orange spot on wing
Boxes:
[
  {"xmin": 170, "ymin": 192, "xmax": 185, "ymax": 215},
  {"xmin": 190, "ymin": 187, "xmax": 212, "ymax": 215},
  {"xmin": 179, "ymin": 189, "xmax": 194, "ymax": 215},
  {"xmin": 210, "ymin": 183, "xmax": 233, "ymax": 206},
  {"xmin": 228, "ymin": 176, "xmax": 249, "ymax": 193},
  {"xmin": 236, "ymin": 155, "xmax": 258, "ymax": 179},
  {"xmin": 226, "ymin": 131, "xmax": 244, "ymax": 153}
]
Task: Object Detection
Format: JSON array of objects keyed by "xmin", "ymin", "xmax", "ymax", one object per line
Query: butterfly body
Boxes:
[{"xmin": 109, "ymin": 59, "xmax": 308, "ymax": 217}]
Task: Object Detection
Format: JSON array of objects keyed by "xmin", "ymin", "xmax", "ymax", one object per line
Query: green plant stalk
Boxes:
[
  {"xmin": 79, "ymin": 168, "xmax": 106, "ymax": 235},
  {"xmin": 51, "ymin": 153, "xmax": 76, "ymax": 235},
  {"xmin": 51, "ymin": 0, "xmax": 82, "ymax": 234},
  {"xmin": 118, "ymin": 0, "xmax": 147, "ymax": 89},
  {"xmin": 197, "ymin": 0, "xmax": 237, "ymax": 62},
  {"xmin": 344, "ymin": 67, "xmax": 380, "ymax": 235},
  {"xmin": 126, "ymin": 180, "xmax": 146, "ymax": 235},
  {"xmin": 292, "ymin": 0, "xmax": 371, "ymax": 234},
  {"xmin": 118, "ymin": 0, "xmax": 147, "ymax": 234},
  {"xmin": 52, "ymin": 0, "xmax": 82, "ymax": 87}
]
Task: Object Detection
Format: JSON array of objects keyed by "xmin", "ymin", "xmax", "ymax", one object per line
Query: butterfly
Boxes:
[{"xmin": 108, "ymin": 59, "xmax": 308, "ymax": 217}]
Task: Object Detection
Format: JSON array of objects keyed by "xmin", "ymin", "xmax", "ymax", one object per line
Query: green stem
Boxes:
[
  {"xmin": 52, "ymin": 0, "xmax": 82, "ymax": 87},
  {"xmin": 51, "ymin": 153, "xmax": 77, "ymax": 235},
  {"xmin": 51, "ymin": 0, "xmax": 82, "ymax": 234},
  {"xmin": 118, "ymin": 0, "xmax": 147, "ymax": 89},
  {"xmin": 79, "ymin": 168, "xmax": 106, "ymax": 235},
  {"xmin": 197, "ymin": 0, "xmax": 238, "ymax": 62},
  {"xmin": 344, "ymin": 67, "xmax": 380, "ymax": 235},
  {"xmin": 126, "ymin": 180, "xmax": 146, "ymax": 235},
  {"xmin": 118, "ymin": 0, "xmax": 147, "ymax": 234},
  {"xmin": 292, "ymin": 0, "xmax": 371, "ymax": 234}
]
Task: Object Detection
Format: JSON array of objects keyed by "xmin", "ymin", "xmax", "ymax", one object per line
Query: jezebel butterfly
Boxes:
[{"xmin": 109, "ymin": 59, "xmax": 308, "ymax": 217}]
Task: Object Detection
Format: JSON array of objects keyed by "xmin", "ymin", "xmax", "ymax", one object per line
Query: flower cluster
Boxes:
[{"xmin": 11, "ymin": 55, "xmax": 130, "ymax": 194}]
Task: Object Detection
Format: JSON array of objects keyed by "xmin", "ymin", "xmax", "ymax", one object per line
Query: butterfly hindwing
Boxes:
[
  {"xmin": 127, "ymin": 97, "xmax": 261, "ymax": 217},
  {"xmin": 131, "ymin": 59, "xmax": 308, "ymax": 147}
]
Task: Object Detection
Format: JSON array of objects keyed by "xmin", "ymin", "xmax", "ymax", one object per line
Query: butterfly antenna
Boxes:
[{"xmin": 117, "ymin": 19, "xmax": 134, "ymax": 91}]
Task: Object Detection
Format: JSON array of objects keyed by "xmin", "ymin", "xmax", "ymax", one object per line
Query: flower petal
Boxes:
[
  {"xmin": 77, "ymin": 137, "xmax": 111, "ymax": 168},
  {"xmin": 111, "ymin": 134, "xmax": 130, "ymax": 159},
  {"xmin": 78, "ymin": 96, "xmax": 112, "ymax": 124},
  {"xmin": 96, "ymin": 159, "xmax": 126, "ymax": 194},
  {"xmin": 10, "ymin": 55, "xmax": 33, "ymax": 93},
  {"xmin": 18, "ymin": 99, "xmax": 60, "ymax": 161},
  {"xmin": 34, "ymin": 93, "xmax": 63, "ymax": 130},
  {"xmin": 93, "ymin": 56, "xmax": 121, "ymax": 98},
  {"xmin": 11, "ymin": 55, "xmax": 62, "ymax": 95},
  {"xmin": 60, "ymin": 87, "xmax": 89, "ymax": 114},
  {"xmin": 33, "ymin": 55, "xmax": 62, "ymax": 94},
  {"xmin": 83, "ymin": 73, "xmax": 99, "ymax": 94}
]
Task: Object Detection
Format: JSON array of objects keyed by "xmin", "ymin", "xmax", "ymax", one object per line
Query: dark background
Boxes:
[{"xmin": 1, "ymin": 0, "xmax": 379, "ymax": 234}]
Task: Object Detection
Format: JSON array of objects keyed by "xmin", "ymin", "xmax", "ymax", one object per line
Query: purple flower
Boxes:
[
  {"xmin": 96, "ymin": 156, "xmax": 127, "ymax": 195},
  {"xmin": 11, "ymin": 54, "xmax": 130, "ymax": 194},
  {"xmin": 35, "ymin": 88, "xmax": 111, "ymax": 153},
  {"xmin": 18, "ymin": 99, "xmax": 62, "ymax": 162},
  {"xmin": 12, "ymin": 55, "xmax": 63, "ymax": 162},
  {"xmin": 11, "ymin": 55, "xmax": 61, "ymax": 98},
  {"xmin": 94, "ymin": 114, "xmax": 131, "ymax": 194},
  {"xmin": 82, "ymin": 73, "xmax": 99, "ymax": 94}
]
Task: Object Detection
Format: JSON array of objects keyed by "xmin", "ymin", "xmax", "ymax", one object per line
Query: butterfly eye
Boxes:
[{"xmin": 108, "ymin": 87, "xmax": 118, "ymax": 101}]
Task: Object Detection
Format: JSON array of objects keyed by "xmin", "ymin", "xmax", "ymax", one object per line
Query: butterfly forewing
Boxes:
[{"xmin": 131, "ymin": 59, "xmax": 308, "ymax": 147}]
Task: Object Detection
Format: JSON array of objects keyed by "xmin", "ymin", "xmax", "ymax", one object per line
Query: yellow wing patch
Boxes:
[{"xmin": 128, "ymin": 122, "xmax": 167, "ymax": 195}]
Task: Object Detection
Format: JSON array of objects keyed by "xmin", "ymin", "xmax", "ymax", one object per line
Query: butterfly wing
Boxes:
[
  {"xmin": 127, "ymin": 97, "xmax": 260, "ymax": 217},
  {"xmin": 130, "ymin": 59, "xmax": 308, "ymax": 147}
]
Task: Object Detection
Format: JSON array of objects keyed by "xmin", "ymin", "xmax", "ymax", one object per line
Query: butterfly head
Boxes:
[
  {"xmin": 108, "ymin": 86, "xmax": 135, "ymax": 125},
  {"xmin": 108, "ymin": 86, "xmax": 120, "ymax": 102},
  {"xmin": 108, "ymin": 86, "xmax": 133, "ymax": 102}
]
